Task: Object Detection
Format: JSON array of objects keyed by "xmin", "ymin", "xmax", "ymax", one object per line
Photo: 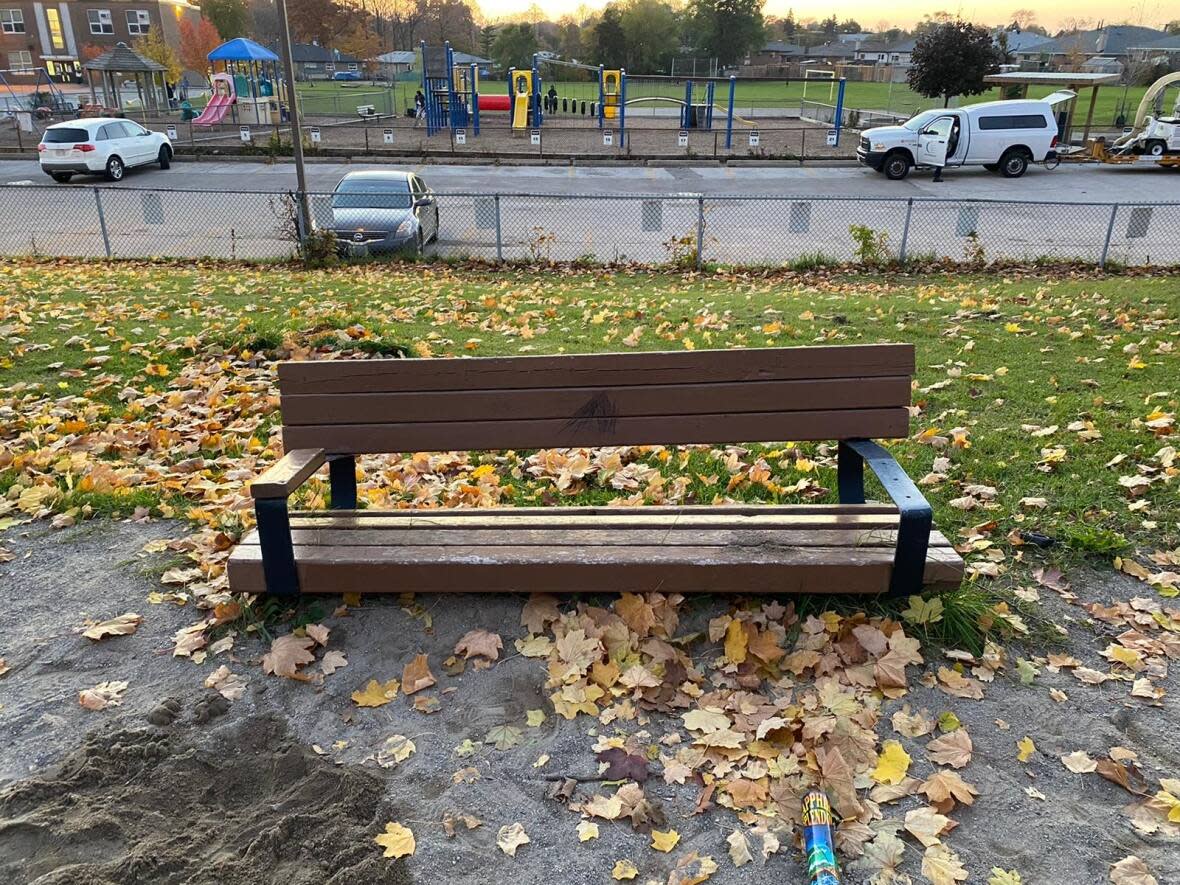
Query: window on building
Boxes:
[
  {"xmin": 126, "ymin": 9, "xmax": 150, "ymax": 35},
  {"xmin": 348, "ymin": 63, "xmax": 358, "ymax": 71},
  {"xmin": 324, "ymin": 63, "xmax": 335, "ymax": 72},
  {"xmin": 46, "ymin": 8, "xmax": 65, "ymax": 49},
  {"xmin": 0, "ymin": 9, "xmax": 24, "ymax": 33},
  {"xmin": 88, "ymin": 8, "xmax": 114, "ymax": 35},
  {"xmin": 8, "ymin": 49, "xmax": 33, "ymax": 71}
]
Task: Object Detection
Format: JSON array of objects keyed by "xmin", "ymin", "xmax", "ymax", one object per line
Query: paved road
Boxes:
[{"xmin": 0, "ymin": 157, "xmax": 1174, "ymax": 202}]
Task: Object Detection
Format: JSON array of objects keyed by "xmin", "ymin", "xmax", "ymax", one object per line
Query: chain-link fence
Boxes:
[{"xmin": 1, "ymin": 184, "xmax": 1177, "ymax": 267}]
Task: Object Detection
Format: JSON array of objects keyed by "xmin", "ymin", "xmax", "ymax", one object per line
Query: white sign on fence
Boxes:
[
  {"xmin": 826, "ymin": 129, "xmax": 838, "ymax": 146},
  {"xmin": 383, "ymin": 128, "xmax": 394, "ymax": 144},
  {"xmin": 166, "ymin": 125, "xmax": 177, "ymax": 140},
  {"xmin": 603, "ymin": 130, "xmax": 614, "ymax": 146},
  {"xmin": 678, "ymin": 130, "xmax": 688, "ymax": 147},
  {"xmin": 309, "ymin": 127, "xmax": 321, "ymax": 144},
  {"xmin": 239, "ymin": 126, "xmax": 251, "ymax": 143},
  {"xmin": 455, "ymin": 129, "xmax": 467, "ymax": 145},
  {"xmin": 531, "ymin": 129, "xmax": 541, "ymax": 145},
  {"xmin": 748, "ymin": 130, "xmax": 760, "ymax": 147}
]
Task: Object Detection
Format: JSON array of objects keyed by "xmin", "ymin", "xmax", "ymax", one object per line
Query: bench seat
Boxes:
[{"xmin": 226, "ymin": 505, "xmax": 964, "ymax": 595}]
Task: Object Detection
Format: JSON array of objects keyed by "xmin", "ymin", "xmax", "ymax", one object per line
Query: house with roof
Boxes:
[
  {"xmin": 1128, "ymin": 33, "xmax": 1180, "ymax": 68},
  {"xmin": 1016, "ymin": 25, "xmax": 1169, "ymax": 70},
  {"xmin": 746, "ymin": 41, "xmax": 805, "ymax": 65},
  {"xmin": 885, "ymin": 39, "xmax": 916, "ymax": 66},
  {"xmin": 284, "ymin": 43, "xmax": 362, "ymax": 80},
  {"xmin": 802, "ymin": 42, "xmax": 857, "ymax": 63}
]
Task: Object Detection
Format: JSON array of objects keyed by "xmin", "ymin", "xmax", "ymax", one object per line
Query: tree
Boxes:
[
  {"xmin": 200, "ymin": 0, "xmax": 250, "ymax": 39},
  {"xmin": 1164, "ymin": 20, "xmax": 1180, "ymax": 35},
  {"xmin": 593, "ymin": 6, "xmax": 626, "ymax": 68},
  {"xmin": 247, "ymin": 0, "xmax": 281, "ymax": 46},
  {"xmin": 179, "ymin": 16, "xmax": 221, "ymax": 75},
  {"xmin": 418, "ymin": 0, "xmax": 478, "ymax": 53},
  {"xmin": 338, "ymin": 21, "xmax": 382, "ymax": 73},
  {"xmin": 820, "ymin": 15, "xmax": 837, "ymax": 38},
  {"xmin": 907, "ymin": 20, "xmax": 1000, "ymax": 106},
  {"xmin": 479, "ymin": 26, "xmax": 498, "ymax": 59},
  {"xmin": 620, "ymin": 0, "xmax": 679, "ymax": 74},
  {"xmin": 837, "ymin": 18, "xmax": 861, "ymax": 34},
  {"xmin": 135, "ymin": 30, "xmax": 182, "ymax": 84},
  {"xmin": 491, "ymin": 22, "xmax": 538, "ymax": 70},
  {"xmin": 286, "ymin": 0, "xmax": 354, "ymax": 46},
  {"xmin": 783, "ymin": 9, "xmax": 796, "ymax": 38},
  {"xmin": 691, "ymin": 0, "xmax": 764, "ymax": 67}
]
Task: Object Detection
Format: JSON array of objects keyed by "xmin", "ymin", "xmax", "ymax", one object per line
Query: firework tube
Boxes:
[{"xmin": 802, "ymin": 789, "xmax": 840, "ymax": 885}]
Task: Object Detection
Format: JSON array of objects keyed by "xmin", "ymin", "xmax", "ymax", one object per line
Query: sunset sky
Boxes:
[{"xmin": 479, "ymin": 0, "xmax": 1175, "ymax": 30}]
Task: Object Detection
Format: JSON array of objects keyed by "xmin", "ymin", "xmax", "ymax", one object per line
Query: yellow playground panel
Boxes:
[
  {"xmin": 602, "ymin": 69, "xmax": 621, "ymax": 119},
  {"xmin": 452, "ymin": 65, "xmax": 478, "ymax": 97},
  {"xmin": 511, "ymin": 69, "xmax": 533, "ymax": 129}
]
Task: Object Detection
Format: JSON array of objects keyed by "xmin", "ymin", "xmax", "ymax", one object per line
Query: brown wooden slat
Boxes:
[
  {"xmin": 279, "ymin": 377, "xmax": 911, "ymax": 426},
  {"xmin": 237, "ymin": 527, "xmax": 954, "ymax": 549},
  {"xmin": 283, "ymin": 511, "xmax": 906, "ymax": 531},
  {"xmin": 289, "ymin": 504, "xmax": 901, "ymax": 518},
  {"xmin": 281, "ymin": 408, "xmax": 911, "ymax": 454},
  {"xmin": 226, "ymin": 543, "xmax": 963, "ymax": 595},
  {"xmin": 276, "ymin": 344, "xmax": 915, "ymax": 395},
  {"xmin": 250, "ymin": 448, "xmax": 325, "ymax": 498}
]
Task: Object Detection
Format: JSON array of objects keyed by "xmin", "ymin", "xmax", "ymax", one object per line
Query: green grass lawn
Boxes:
[
  {"xmin": 2, "ymin": 262, "xmax": 1175, "ymax": 589},
  {"xmin": 292, "ymin": 78, "xmax": 1148, "ymax": 128}
]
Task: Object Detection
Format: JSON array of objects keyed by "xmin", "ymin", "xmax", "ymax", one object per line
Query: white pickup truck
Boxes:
[{"xmin": 857, "ymin": 94, "xmax": 1074, "ymax": 181}]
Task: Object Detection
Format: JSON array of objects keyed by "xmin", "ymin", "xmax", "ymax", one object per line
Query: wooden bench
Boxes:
[{"xmin": 227, "ymin": 344, "xmax": 964, "ymax": 597}]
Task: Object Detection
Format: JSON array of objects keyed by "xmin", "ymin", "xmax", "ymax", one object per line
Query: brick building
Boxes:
[{"xmin": 1, "ymin": 0, "xmax": 199, "ymax": 83}]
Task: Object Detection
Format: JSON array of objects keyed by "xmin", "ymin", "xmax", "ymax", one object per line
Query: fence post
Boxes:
[
  {"xmin": 800, "ymin": 130, "xmax": 806, "ymax": 165},
  {"xmin": 898, "ymin": 198, "xmax": 913, "ymax": 264},
  {"xmin": 695, "ymin": 195, "xmax": 705, "ymax": 269},
  {"xmin": 93, "ymin": 188, "xmax": 112, "ymax": 258},
  {"xmin": 494, "ymin": 194, "xmax": 503, "ymax": 263},
  {"xmin": 1100, "ymin": 203, "xmax": 1118, "ymax": 268}
]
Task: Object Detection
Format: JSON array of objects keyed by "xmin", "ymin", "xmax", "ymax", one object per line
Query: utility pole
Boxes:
[{"xmin": 274, "ymin": 0, "xmax": 311, "ymax": 241}]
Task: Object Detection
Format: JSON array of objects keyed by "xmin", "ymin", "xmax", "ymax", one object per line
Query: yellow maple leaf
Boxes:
[
  {"xmin": 526, "ymin": 708, "xmax": 546, "ymax": 727},
  {"xmin": 651, "ymin": 829, "xmax": 680, "ymax": 852},
  {"xmin": 351, "ymin": 679, "xmax": 400, "ymax": 707},
  {"xmin": 724, "ymin": 619, "xmax": 748, "ymax": 665},
  {"xmin": 612, "ymin": 859, "xmax": 639, "ymax": 880},
  {"xmin": 1016, "ymin": 736, "xmax": 1036, "ymax": 763},
  {"xmin": 871, "ymin": 740, "xmax": 912, "ymax": 785},
  {"xmin": 577, "ymin": 821, "xmax": 599, "ymax": 842},
  {"xmin": 374, "ymin": 822, "xmax": 415, "ymax": 858}
]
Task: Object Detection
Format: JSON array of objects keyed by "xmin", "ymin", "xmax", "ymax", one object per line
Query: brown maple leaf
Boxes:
[
  {"xmin": 454, "ymin": 628, "xmax": 503, "ymax": 661},
  {"xmin": 402, "ymin": 653, "xmax": 437, "ymax": 694},
  {"xmin": 261, "ymin": 634, "xmax": 316, "ymax": 679}
]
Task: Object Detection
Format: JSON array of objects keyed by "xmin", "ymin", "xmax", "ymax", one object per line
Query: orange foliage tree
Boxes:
[{"xmin": 179, "ymin": 16, "xmax": 223, "ymax": 75}]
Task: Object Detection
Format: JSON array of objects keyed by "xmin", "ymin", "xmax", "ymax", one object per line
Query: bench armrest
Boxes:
[
  {"xmin": 251, "ymin": 448, "xmax": 325, "ymax": 499},
  {"xmin": 837, "ymin": 439, "xmax": 933, "ymax": 597}
]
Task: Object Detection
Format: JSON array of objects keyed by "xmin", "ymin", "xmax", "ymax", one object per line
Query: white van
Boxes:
[{"xmin": 857, "ymin": 93, "xmax": 1074, "ymax": 181}]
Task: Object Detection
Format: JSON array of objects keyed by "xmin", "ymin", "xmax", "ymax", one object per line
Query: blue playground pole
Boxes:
[
  {"xmin": 419, "ymin": 40, "xmax": 431, "ymax": 136},
  {"xmin": 471, "ymin": 62, "xmax": 479, "ymax": 136},
  {"xmin": 705, "ymin": 81, "xmax": 715, "ymax": 129},
  {"xmin": 619, "ymin": 69, "xmax": 626, "ymax": 139},
  {"xmin": 683, "ymin": 80, "xmax": 693, "ymax": 128},
  {"xmin": 533, "ymin": 61, "xmax": 542, "ymax": 127},
  {"xmin": 597, "ymin": 65, "xmax": 605, "ymax": 129},
  {"xmin": 833, "ymin": 77, "xmax": 846, "ymax": 145},
  {"xmin": 725, "ymin": 76, "xmax": 735, "ymax": 148},
  {"xmin": 445, "ymin": 42, "xmax": 457, "ymax": 130},
  {"xmin": 506, "ymin": 67, "xmax": 514, "ymax": 129}
]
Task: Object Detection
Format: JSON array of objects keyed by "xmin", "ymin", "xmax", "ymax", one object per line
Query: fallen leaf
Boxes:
[
  {"xmin": 261, "ymin": 634, "xmax": 316, "ymax": 679},
  {"xmin": 927, "ymin": 728, "xmax": 973, "ymax": 768},
  {"xmin": 651, "ymin": 829, "xmax": 680, "ymax": 852},
  {"xmin": 577, "ymin": 820, "xmax": 599, "ymax": 842},
  {"xmin": 454, "ymin": 628, "xmax": 503, "ymax": 661},
  {"xmin": 1016, "ymin": 736, "xmax": 1036, "ymax": 762},
  {"xmin": 726, "ymin": 830, "xmax": 754, "ymax": 867},
  {"xmin": 203, "ymin": 665, "xmax": 245, "ymax": 701},
  {"xmin": 486, "ymin": 723, "xmax": 523, "ymax": 751},
  {"xmin": 79, "ymin": 680, "xmax": 128, "ymax": 711},
  {"xmin": 374, "ymin": 822, "xmax": 415, "ymax": 858},
  {"xmin": 923, "ymin": 844, "xmax": 969, "ymax": 884},
  {"xmin": 305, "ymin": 623, "xmax": 330, "ymax": 646},
  {"xmin": 351, "ymin": 678, "xmax": 400, "ymax": 707},
  {"xmin": 988, "ymin": 870, "xmax": 1023, "ymax": 885},
  {"xmin": 905, "ymin": 806, "xmax": 952, "ymax": 847},
  {"xmin": 611, "ymin": 860, "xmax": 639, "ymax": 880},
  {"xmin": 871, "ymin": 740, "xmax": 912, "ymax": 785},
  {"xmin": 82, "ymin": 612, "xmax": 143, "ymax": 641},
  {"xmin": 724, "ymin": 618, "xmax": 748, "ymax": 664},
  {"xmin": 1110, "ymin": 855, "xmax": 1158, "ymax": 885},
  {"xmin": 668, "ymin": 852, "xmax": 718, "ymax": 885},
  {"xmin": 402, "ymin": 653, "xmax": 436, "ymax": 694},
  {"xmin": 921, "ymin": 770, "xmax": 979, "ymax": 808},
  {"xmin": 526, "ymin": 708, "xmax": 546, "ymax": 727},
  {"xmin": 320, "ymin": 650, "xmax": 348, "ymax": 675},
  {"xmin": 497, "ymin": 822, "xmax": 530, "ymax": 856},
  {"xmin": 376, "ymin": 735, "xmax": 416, "ymax": 768},
  {"xmin": 1061, "ymin": 750, "xmax": 1098, "ymax": 773}
]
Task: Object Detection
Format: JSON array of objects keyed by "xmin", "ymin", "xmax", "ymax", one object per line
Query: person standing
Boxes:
[{"xmin": 414, "ymin": 89, "xmax": 426, "ymax": 128}]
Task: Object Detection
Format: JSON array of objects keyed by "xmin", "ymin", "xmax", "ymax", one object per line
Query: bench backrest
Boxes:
[{"xmin": 277, "ymin": 344, "xmax": 914, "ymax": 454}]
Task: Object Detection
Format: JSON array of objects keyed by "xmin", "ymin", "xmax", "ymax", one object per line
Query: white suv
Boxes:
[{"xmin": 38, "ymin": 118, "xmax": 173, "ymax": 183}]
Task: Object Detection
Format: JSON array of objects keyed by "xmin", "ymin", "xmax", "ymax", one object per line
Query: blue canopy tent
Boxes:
[{"xmin": 206, "ymin": 38, "xmax": 285, "ymax": 126}]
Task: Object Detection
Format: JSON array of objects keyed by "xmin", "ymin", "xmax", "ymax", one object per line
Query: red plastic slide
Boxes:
[{"xmin": 193, "ymin": 94, "xmax": 233, "ymax": 126}]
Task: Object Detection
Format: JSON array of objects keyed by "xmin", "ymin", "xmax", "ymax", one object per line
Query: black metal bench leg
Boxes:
[
  {"xmin": 328, "ymin": 455, "xmax": 358, "ymax": 510},
  {"xmin": 837, "ymin": 441, "xmax": 865, "ymax": 504},
  {"xmin": 255, "ymin": 497, "xmax": 299, "ymax": 595}
]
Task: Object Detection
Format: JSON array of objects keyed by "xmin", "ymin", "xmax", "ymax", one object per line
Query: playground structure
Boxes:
[
  {"xmin": 196, "ymin": 38, "xmax": 286, "ymax": 127},
  {"xmin": 414, "ymin": 44, "xmax": 848, "ymax": 149},
  {"xmin": 0, "ymin": 68, "xmax": 71, "ymax": 130}
]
